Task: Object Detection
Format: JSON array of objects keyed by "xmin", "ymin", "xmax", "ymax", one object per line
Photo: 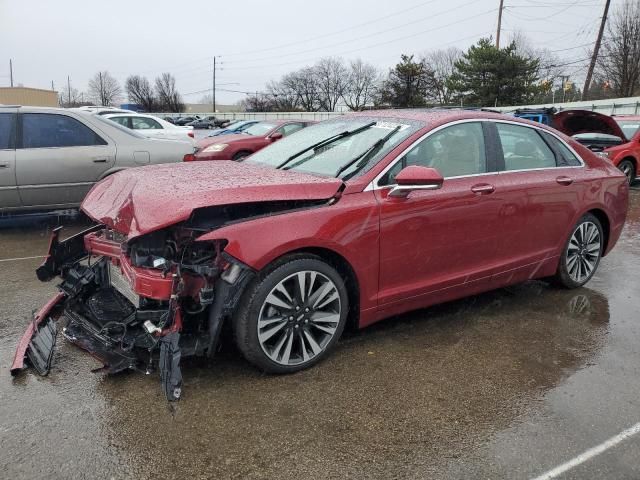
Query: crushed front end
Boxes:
[{"xmin": 11, "ymin": 224, "xmax": 254, "ymax": 401}]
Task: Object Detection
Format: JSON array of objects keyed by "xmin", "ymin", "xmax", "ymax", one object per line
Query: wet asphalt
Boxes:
[{"xmin": 0, "ymin": 189, "xmax": 639, "ymax": 480}]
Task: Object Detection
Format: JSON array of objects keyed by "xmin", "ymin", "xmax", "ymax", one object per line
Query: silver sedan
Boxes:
[{"xmin": 0, "ymin": 106, "xmax": 195, "ymax": 212}]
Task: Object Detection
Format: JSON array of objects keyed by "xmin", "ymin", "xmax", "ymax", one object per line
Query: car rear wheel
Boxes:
[
  {"xmin": 618, "ymin": 159, "xmax": 636, "ymax": 185},
  {"xmin": 553, "ymin": 213, "xmax": 603, "ymax": 289},
  {"xmin": 233, "ymin": 256, "xmax": 348, "ymax": 374},
  {"xmin": 232, "ymin": 151, "xmax": 251, "ymax": 161}
]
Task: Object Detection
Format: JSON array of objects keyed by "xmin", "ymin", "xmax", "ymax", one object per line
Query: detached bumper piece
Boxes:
[{"xmin": 26, "ymin": 318, "xmax": 57, "ymax": 376}]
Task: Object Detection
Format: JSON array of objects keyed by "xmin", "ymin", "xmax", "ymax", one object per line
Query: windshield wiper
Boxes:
[
  {"xmin": 334, "ymin": 125, "xmax": 401, "ymax": 179},
  {"xmin": 276, "ymin": 121, "xmax": 376, "ymax": 170}
]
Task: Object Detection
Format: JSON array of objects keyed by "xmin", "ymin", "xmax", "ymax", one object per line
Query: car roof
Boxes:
[{"xmin": 344, "ymin": 108, "xmax": 553, "ymax": 129}]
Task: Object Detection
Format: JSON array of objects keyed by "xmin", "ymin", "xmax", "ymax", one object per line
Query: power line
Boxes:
[{"xmin": 224, "ymin": 0, "xmax": 481, "ymax": 66}]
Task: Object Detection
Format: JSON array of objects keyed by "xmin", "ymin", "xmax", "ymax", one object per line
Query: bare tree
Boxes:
[
  {"xmin": 290, "ymin": 67, "xmax": 321, "ymax": 111},
  {"xmin": 597, "ymin": 0, "xmax": 640, "ymax": 97},
  {"xmin": 125, "ymin": 75, "xmax": 157, "ymax": 111},
  {"xmin": 58, "ymin": 84, "xmax": 84, "ymax": 107},
  {"xmin": 266, "ymin": 77, "xmax": 301, "ymax": 111},
  {"xmin": 154, "ymin": 73, "xmax": 184, "ymax": 112},
  {"xmin": 342, "ymin": 59, "xmax": 380, "ymax": 111},
  {"xmin": 314, "ymin": 57, "xmax": 348, "ymax": 111},
  {"xmin": 423, "ymin": 48, "xmax": 462, "ymax": 105},
  {"xmin": 88, "ymin": 71, "xmax": 122, "ymax": 106}
]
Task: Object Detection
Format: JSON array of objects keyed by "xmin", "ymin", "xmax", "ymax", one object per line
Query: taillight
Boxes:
[
  {"xmin": 183, "ymin": 153, "xmax": 196, "ymax": 162},
  {"xmin": 188, "ymin": 131, "xmax": 194, "ymax": 138}
]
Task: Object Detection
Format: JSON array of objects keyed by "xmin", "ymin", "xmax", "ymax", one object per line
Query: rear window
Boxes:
[
  {"xmin": 0, "ymin": 113, "xmax": 16, "ymax": 149},
  {"xmin": 22, "ymin": 113, "xmax": 107, "ymax": 148},
  {"xmin": 540, "ymin": 131, "xmax": 582, "ymax": 167}
]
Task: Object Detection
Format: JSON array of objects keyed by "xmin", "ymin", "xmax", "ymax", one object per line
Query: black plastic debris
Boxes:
[
  {"xmin": 26, "ymin": 317, "xmax": 57, "ymax": 375},
  {"xmin": 159, "ymin": 332, "xmax": 183, "ymax": 402}
]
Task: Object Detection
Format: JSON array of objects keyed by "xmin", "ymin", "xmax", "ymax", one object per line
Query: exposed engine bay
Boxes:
[{"xmin": 11, "ymin": 223, "xmax": 256, "ymax": 401}]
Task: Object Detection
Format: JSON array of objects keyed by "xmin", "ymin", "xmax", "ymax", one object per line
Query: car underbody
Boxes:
[{"xmin": 11, "ymin": 223, "xmax": 256, "ymax": 401}]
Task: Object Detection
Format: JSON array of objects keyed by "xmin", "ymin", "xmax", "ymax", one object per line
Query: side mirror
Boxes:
[
  {"xmin": 269, "ymin": 132, "xmax": 283, "ymax": 141},
  {"xmin": 389, "ymin": 165, "xmax": 443, "ymax": 198}
]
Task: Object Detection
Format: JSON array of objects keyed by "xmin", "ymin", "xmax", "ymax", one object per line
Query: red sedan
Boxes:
[
  {"xmin": 12, "ymin": 110, "xmax": 628, "ymax": 400},
  {"xmin": 552, "ymin": 110, "xmax": 640, "ymax": 184},
  {"xmin": 193, "ymin": 119, "xmax": 314, "ymax": 161}
]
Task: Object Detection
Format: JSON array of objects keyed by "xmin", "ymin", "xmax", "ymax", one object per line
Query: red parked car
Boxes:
[
  {"xmin": 193, "ymin": 119, "xmax": 314, "ymax": 161},
  {"xmin": 550, "ymin": 110, "xmax": 640, "ymax": 184},
  {"xmin": 12, "ymin": 110, "xmax": 628, "ymax": 400}
]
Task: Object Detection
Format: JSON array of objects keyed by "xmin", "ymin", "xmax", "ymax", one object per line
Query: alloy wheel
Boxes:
[
  {"xmin": 566, "ymin": 221, "xmax": 601, "ymax": 283},
  {"xmin": 257, "ymin": 270, "xmax": 341, "ymax": 366}
]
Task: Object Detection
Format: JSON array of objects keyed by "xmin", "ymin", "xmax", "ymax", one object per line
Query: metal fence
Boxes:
[
  {"xmin": 493, "ymin": 97, "xmax": 640, "ymax": 116},
  {"xmin": 158, "ymin": 96, "xmax": 640, "ymax": 120}
]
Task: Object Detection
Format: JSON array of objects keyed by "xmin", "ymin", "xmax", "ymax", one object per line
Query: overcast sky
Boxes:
[{"xmin": 1, "ymin": 0, "xmax": 605, "ymax": 105}]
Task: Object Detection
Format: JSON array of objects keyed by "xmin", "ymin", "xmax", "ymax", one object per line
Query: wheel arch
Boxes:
[{"xmin": 586, "ymin": 208, "xmax": 611, "ymax": 255}]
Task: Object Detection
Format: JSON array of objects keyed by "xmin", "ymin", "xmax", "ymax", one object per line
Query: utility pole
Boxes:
[
  {"xmin": 51, "ymin": 80, "xmax": 54, "ymax": 91},
  {"xmin": 212, "ymin": 56, "xmax": 217, "ymax": 114},
  {"xmin": 582, "ymin": 0, "xmax": 611, "ymax": 100},
  {"xmin": 496, "ymin": 0, "xmax": 505, "ymax": 49},
  {"xmin": 9, "ymin": 59, "xmax": 13, "ymax": 87},
  {"xmin": 560, "ymin": 75, "xmax": 570, "ymax": 103}
]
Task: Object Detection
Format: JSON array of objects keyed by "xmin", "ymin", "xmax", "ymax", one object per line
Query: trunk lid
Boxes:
[{"xmin": 81, "ymin": 161, "xmax": 343, "ymax": 239}]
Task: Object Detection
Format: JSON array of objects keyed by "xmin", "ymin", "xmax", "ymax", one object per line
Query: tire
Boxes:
[
  {"xmin": 233, "ymin": 255, "xmax": 349, "ymax": 374},
  {"xmin": 232, "ymin": 151, "xmax": 251, "ymax": 161},
  {"xmin": 618, "ymin": 159, "xmax": 636, "ymax": 185},
  {"xmin": 553, "ymin": 213, "xmax": 603, "ymax": 289}
]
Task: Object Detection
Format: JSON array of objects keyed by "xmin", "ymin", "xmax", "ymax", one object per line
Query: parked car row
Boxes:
[
  {"xmin": 11, "ymin": 108, "xmax": 629, "ymax": 402},
  {"xmin": 164, "ymin": 114, "xmax": 231, "ymax": 129},
  {"xmin": 513, "ymin": 108, "xmax": 639, "ymax": 185}
]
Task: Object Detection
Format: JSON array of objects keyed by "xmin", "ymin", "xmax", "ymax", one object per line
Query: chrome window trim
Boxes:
[{"xmin": 365, "ymin": 118, "xmax": 585, "ymax": 191}]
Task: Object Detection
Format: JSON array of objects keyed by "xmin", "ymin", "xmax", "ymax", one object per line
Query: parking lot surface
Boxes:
[{"xmin": 0, "ymin": 189, "xmax": 639, "ymax": 480}]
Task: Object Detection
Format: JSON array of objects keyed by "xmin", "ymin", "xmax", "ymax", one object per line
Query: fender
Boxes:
[{"xmin": 196, "ymin": 191, "xmax": 381, "ymax": 312}]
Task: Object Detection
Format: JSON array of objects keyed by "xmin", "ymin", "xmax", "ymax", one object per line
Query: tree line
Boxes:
[{"xmin": 59, "ymin": 71, "xmax": 184, "ymax": 112}]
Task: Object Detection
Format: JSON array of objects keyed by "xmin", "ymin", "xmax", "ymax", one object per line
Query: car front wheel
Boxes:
[
  {"xmin": 233, "ymin": 256, "xmax": 348, "ymax": 374},
  {"xmin": 618, "ymin": 159, "xmax": 636, "ymax": 185},
  {"xmin": 554, "ymin": 213, "xmax": 603, "ymax": 289}
]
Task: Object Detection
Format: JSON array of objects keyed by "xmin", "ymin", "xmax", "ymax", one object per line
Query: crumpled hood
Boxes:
[
  {"xmin": 552, "ymin": 110, "xmax": 627, "ymax": 141},
  {"xmin": 81, "ymin": 161, "xmax": 343, "ymax": 239}
]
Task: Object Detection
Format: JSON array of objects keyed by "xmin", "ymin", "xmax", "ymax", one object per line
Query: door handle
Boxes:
[
  {"xmin": 556, "ymin": 176, "xmax": 573, "ymax": 185},
  {"xmin": 92, "ymin": 157, "xmax": 108, "ymax": 163},
  {"xmin": 471, "ymin": 183, "xmax": 495, "ymax": 194},
  {"xmin": 0, "ymin": 162, "xmax": 9, "ymax": 168}
]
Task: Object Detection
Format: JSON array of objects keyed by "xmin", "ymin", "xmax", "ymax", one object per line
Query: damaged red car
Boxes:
[{"xmin": 11, "ymin": 110, "xmax": 628, "ymax": 400}]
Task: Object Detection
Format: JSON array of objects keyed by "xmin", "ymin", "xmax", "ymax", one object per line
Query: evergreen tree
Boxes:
[{"xmin": 448, "ymin": 38, "xmax": 541, "ymax": 107}]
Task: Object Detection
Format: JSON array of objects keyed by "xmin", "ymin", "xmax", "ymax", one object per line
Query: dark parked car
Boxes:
[
  {"xmin": 11, "ymin": 110, "xmax": 628, "ymax": 401},
  {"xmin": 174, "ymin": 116, "xmax": 198, "ymax": 126},
  {"xmin": 194, "ymin": 120, "xmax": 313, "ymax": 161}
]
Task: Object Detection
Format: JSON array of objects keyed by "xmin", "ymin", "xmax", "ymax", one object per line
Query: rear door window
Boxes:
[
  {"xmin": 540, "ymin": 131, "xmax": 582, "ymax": 167},
  {"xmin": 0, "ymin": 113, "xmax": 16, "ymax": 149},
  {"xmin": 132, "ymin": 117, "xmax": 162, "ymax": 130},
  {"xmin": 22, "ymin": 113, "xmax": 107, "ymax": 148},
  {"xmin": 109, "ymin": 116, "xmax": 130, "ymax": 128},
  {"xmin": 496, "ymin": 123, "xmax": 556, "ymax": 171}
]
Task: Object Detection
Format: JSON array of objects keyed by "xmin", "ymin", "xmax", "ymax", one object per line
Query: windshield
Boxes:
[
  {"xmin": 244, "ymin": 122, "xmax": 278, "ymax": 136},
  {"xmin": 615, "ymin": 120, "xmax": 640, "ymax": 139},
  {"xmin": 248, "ymin": 117, "xmax": 422, "ymax": 179},
  {"xmin": 91, "ymin": 115, "xmax": 147, "ymax": 139}
]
